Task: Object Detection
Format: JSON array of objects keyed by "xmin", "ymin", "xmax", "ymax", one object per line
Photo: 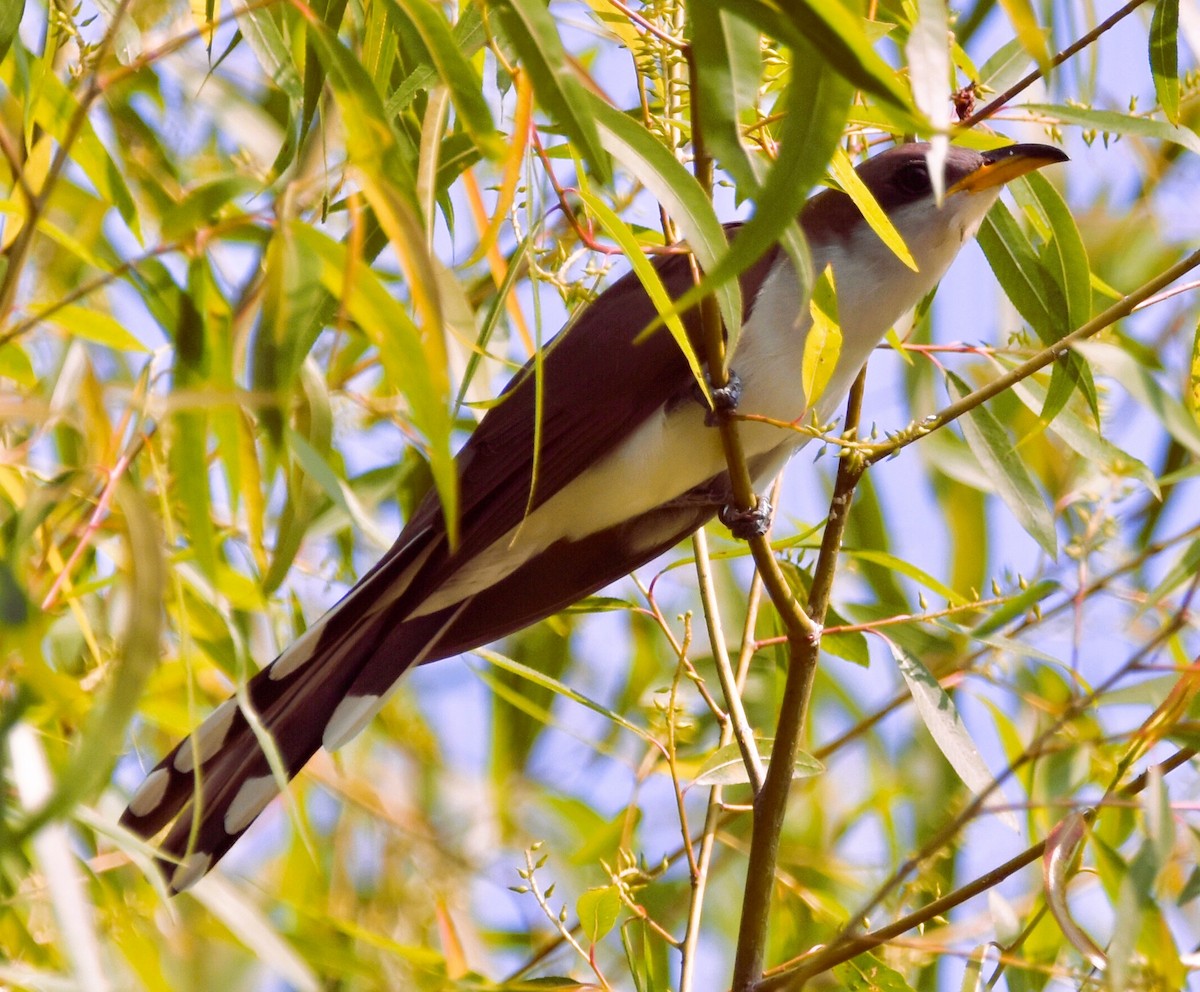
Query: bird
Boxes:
[{"xmin": 122, "ymin": 140, "xmax": 1068, "ymax": 892}]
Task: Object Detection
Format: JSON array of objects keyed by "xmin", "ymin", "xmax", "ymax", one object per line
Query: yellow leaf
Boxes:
[{"xmin": 803, "ymin": 264, "xmax": 842, "ymax": 407}]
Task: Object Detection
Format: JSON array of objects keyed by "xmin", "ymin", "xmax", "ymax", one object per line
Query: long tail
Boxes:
[{"xmin": 119, "ymin": 553, "xmax": 446, "ymax": 892}]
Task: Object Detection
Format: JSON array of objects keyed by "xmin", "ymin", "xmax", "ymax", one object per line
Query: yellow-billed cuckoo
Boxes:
[{"xmin": 123, "ymin": 141, "xmax": 1068, "ymax": 891}]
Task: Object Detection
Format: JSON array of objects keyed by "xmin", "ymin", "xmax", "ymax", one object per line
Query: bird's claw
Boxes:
[
  {"xmin": 719, "ymin": 497, "xmax": 773, "ymax": 540},
  {"xmin": 694, "ymin": 369, "xmax": 743, "ymax": 427}
]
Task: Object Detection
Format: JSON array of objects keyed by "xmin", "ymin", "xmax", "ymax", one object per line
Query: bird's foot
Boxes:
[
  {"xmin": 719, "ymin": 497, "xmax": 773, "ymax": 540},
  {"xmin": 694, "ymin": 369, "xmax": 743, "ymax": 427}
]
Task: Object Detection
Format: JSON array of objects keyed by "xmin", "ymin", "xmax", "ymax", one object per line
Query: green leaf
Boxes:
[
  {"xmin": 1076, "ymin": 340, "xmax": 1200, "ymax": 456},
  {"xmin": 477, "ymin": 648, "xmax": 653, "ymax": 744},
  {"xmin": 1150, "ymin": 0, "xmax": 1181, "ymax": 124},
  {"xmin": 976, "ymin": 199, "xmax": 1054, "ymax": 338},
  {"xmin": 692, "ymin": 738, "xmax": 822, "ymax": 787},
  {"xmin": 979, "ymin": 36, "xmax": 1033, "ymax": 93},
  {"xmin": 834, "ymin": 952, "xmax": 920, "ymax": 992},
  {"xmin": 587, "ymin": 93, "xmax": 741, "ymax": 340},
  {"xmin": 303, "ymin": 22, "xmax": 458, "ymax": 540},
  {"xmin": 1191, "ymin": 313, "xmax": 1200, "ymax": 425},
  {"xmin": 253, "ymin": 216, "xmax": 325, "ymax": 444},
  {"xmin": 23, "ymin": 64, "xmax": 140, "ymax": 236},
  {"xmin": 286, "ymin": 428, "xmax": 391, "ymax": 549},
  {"xmin": 303, "ymin": 0, "xmax": 350, "ymax": 140},
  {"xmin": 686, "ymin": 2, "xmax": 764, "ymax": 198},
  {"xmin": 394, "ymin": 0, "xmax": 503, "ymax": 158},
  {"xmin": 576, "ymin": 886, "xmax": 621, "ymax": 944},
  {"xmin": 997, "ymin": 354, "xmax": 1159, "ymax": 497},
  {"xmin": 886, "ymin": 639, "xmax": 1017, "ymax": 830},
  {"xmin": 93, "ymin": 0, "xmax": 141, "ymax": 63},
  {"xmin": 383, "ymin": 3, "xmax": 487, "ymax": 116},
  {"xmin": 490, "ymin": 0, "xmax": 610, "ymax": 183},
  {"xmin": 235, "ymin": 2, "xmax": 304, "ymax": 99},
  {"xmin": 1021, "ymin": 102, "xmax": 1200, "ymax": 156},
  {"xmin": 946, "ymin": 370, "xmax": 1057, "ymax": 558},
  {"xmin": 161, "ymin": 176, "xmax": 261, "ymax": 243},
  {"xmin": 1012, "ymin": 171, "xmax": 1098, "ymax": 422},
  {"xmin": 659, "ymin": 38, "xmax": 852, "ymax": 351},
  {"xmin": 905, "ymin": 0, "xmax": 952, "ymax": 200},
  {"xmin": 0, "ymin": 0, "xmax": 23, "ymax": 64}
]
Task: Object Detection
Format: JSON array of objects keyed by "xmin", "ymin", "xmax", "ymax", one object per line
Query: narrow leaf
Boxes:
[
  {"xmin": 803, "ymin": 263, "xmax": 842, "ymax": 406},
  {"xmin": 587, "ymin": 93, "xmax": 741, "ymax": 339},
  {"xmin": 686, "ymin": 2, "xmax": 763, "ymax": 198},
  {"xmin": 972, "ymin": 579, "xmax": 1059, "ymax": 637},
  {"xmin": 1151, "ymin": 0, "xmax": 1182, "ymax": 124},
  {"xmin": 577, "ymin": 189, "xmax": 707, "ymax": 393},
  {"xmin": 395, "ymin": 0, "xmax": 502, "ymax": 158},
  {"xmin": 946, "ymin": 370, "xmax": 1057, "ymax": 557},
  {"xmin": 998, "ymin": 0, "xmax": 1050, "ymax": 71},
  {"xmin": 905, "ymin": 0, "xmax": 951, "ymax": 200},
  {"xmin": 490, "ymin": 0, "xmax": 610, "ymax": 182},
  {"xmin": 887, "ymin": 638, "xmax": 1018, "ymax": 830},
  {"xmin": 1021, "ymin": 103, "xmax": 1200, "ymax": 156},
  {"xmin": 1190, "ymin": 313, "xmax": 1200, "ymax": 423},
  {"xmin": 745, "ymin": 0, "xmax": 915, "ymax": 113},
  {"xmin": 830, "ymin": 147, "xmax": 916, "ymax": 270},
  {"xmin": 42, "ymin": 304, "xmax": 147, "ymax": 352},
  {"xmin": 0, "ymin": 0, "xmax": 23, "ymax": 63}
]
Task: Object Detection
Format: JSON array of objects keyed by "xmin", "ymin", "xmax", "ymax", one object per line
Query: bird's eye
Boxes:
[{"xmin": 894, "ymin": 162, "xmax": 931, "ymax": 197}]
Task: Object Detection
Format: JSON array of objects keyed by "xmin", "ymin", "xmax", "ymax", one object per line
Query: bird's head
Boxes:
[
  {"xmin": 799, "ymin": 141, "xmax": 1069, "ymax": 343},
  {"xmin": 804, "ymin": 141, "xmax": 1069, "ymax": 265}
]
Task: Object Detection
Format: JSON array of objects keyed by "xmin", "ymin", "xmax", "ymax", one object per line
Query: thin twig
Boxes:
[
  {"xmin": 957, "ymin": 0, "xmax": 1152, "ymax": 129},
  {"xmin": 864, "ymin": 247, "xmax": 1200, "ymax": 467}
]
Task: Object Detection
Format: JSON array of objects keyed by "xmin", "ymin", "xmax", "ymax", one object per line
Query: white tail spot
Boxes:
[
  {"xmin": 170, "ymin": 852, "xmax": 212, "ymax": 892},
  {"xmin": 174, "ymin": 699, "xmax": 237, "ymax": 774},
  {"xmin": 268, "ymin": 618, "xmax": 327, "ymax": 682},
  {"xmin": 127, "ymin": 767, "xmax": 170, "ymax": 818},
  {"xmin": 224, "ymin": 775, "xmax": 279, "ymax": 835},
  {"xmin": 322, "ymin": 694, "xmax": 383, "ymax": 751}
]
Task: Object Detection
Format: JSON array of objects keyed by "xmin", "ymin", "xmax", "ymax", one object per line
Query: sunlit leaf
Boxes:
[
  {"xmin": 577, "ymin": 886, "xmax": 621, "ymax": 944},
  {"xmin": 971, "ymin": 579, "xmax": 1059, "ymax": 637},
  {"xmin": 577, "ymin": 188, "xmax": 707, "ymax": 394},
  {"xmin": 742, "ymin": 0, "xmax": 915, "ymax": 112},
  {"xmin": 830, "ymin": 147, "xmax": 916, "ymax": 270},
  {"xmin": 834, "ymin": 952, "xmax": 919, "ymax": 991},
  {"xmin": 803, "ymin": 263, "xmax": 842, "ymax": 406}
]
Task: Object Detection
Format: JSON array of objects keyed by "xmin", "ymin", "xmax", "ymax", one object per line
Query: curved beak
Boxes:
[{"xmin": 948, "ymin": 142, "xmax": 1070, "ymax": 194}]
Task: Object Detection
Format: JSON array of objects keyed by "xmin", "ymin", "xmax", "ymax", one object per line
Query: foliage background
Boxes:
[{"xmin": 2, "ymin": 0, "xmax": 1200, "ymax": 989}]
